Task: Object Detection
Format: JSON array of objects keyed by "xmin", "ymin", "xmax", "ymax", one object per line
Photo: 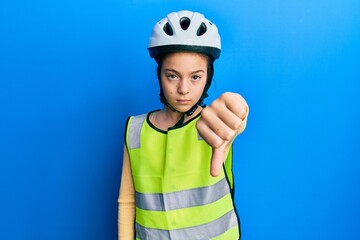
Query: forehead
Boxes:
[{"xmin": 161, "ymin": 52, "xmax": 209, "ymax": 68}]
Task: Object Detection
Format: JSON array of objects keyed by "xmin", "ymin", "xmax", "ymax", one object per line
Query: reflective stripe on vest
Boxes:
[
  {"xmin": 135, "ymin": 209, "xmax": 238, "ymax": 240},
  {"xmin": 128, "ymin": 114, "xmax": 147, "ymax": 150},
  {"xmin": 136, "ymin": 177, "xmax": 230, "ymax": 211}
]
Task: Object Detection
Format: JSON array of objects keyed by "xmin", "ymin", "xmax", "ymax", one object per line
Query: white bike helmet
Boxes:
[{"xmin": 148, "ymin": 10, "xmax": 221, "ymax": 59}]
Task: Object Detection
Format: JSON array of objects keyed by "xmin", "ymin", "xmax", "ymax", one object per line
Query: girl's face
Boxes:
[{"xmin": 160, "ymin": 52, "xmax": 208, "ymax": 113}]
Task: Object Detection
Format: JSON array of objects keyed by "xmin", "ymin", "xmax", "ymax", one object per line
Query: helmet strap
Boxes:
[{"xmin": 159, "ymin": 91, "xmax": 177, "ymax": 112}]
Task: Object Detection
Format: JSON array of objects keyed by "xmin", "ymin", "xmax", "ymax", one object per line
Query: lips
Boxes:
[{"xmin": 176, "ymin": 99, "xmax": 191, "ymax": 104}]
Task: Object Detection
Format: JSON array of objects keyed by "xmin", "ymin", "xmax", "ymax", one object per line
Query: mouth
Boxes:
[{"xmin": 176, "ymin": 99, "xmax": 191, "ymax": 105}]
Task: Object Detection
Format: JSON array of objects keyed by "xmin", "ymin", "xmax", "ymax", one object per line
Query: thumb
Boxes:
[{"xmin": 210, "ymin": 141, "xmax": 231, "ymax": 177}]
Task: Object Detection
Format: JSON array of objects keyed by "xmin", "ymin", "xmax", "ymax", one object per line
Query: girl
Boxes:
[{"xmin": 118, "ymin": 10, "xmax": 248, "ymax": 240}]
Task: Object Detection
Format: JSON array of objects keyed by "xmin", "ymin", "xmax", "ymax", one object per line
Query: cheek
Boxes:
[
  {"xmin": 195, "ymin": 87, "xmax": 204, "ymax": 96},
  {"xmin": 196, "ymin": 81, "xmax": 207, "ymax": 94},
  {"xmin": 162, "ymin": 83, "xmax": 175, "ymax": 97}
]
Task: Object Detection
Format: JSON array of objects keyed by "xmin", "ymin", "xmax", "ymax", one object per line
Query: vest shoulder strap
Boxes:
[{"xmin": 127, "ymin": 113, "xmax": 147, "ymax": 150}]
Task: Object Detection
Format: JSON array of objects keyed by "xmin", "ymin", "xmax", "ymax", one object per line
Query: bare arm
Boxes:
[{"xmin": 118, "ymin": 144, "xmax": 135, "ymax": 240}]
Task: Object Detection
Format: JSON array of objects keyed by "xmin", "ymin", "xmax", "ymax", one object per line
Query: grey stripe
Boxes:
[
  {"xmin": 198, "ymin": 131, "xmax": 204, "ymax": 140},
  {"xmin": 136, "ymin": 178, "xmax": 230, "ymax": 211},
  {"xmin": 135, "ymin": 209, "xmax": 238, "ymax": 240},
  {"xmin": 128, "ymin": 114, "xmax": 147, "ymax": 150}
]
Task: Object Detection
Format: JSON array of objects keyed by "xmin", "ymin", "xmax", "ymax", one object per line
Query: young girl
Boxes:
[{"xmin": 118, "ymin": 10, "xmax": 248, "ymax": 240}]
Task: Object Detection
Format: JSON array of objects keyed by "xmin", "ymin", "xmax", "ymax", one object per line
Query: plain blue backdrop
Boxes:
[{"xmin": 1, "ymin": 0, "xmax": 359, "ymax": 239}]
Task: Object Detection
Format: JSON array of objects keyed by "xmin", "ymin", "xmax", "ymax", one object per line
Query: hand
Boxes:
[{"xmin": 196, "ymin": 92, "xmax": 248, "ymax": 177}]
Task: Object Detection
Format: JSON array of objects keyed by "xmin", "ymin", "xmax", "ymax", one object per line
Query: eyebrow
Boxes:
[{"xmin": 163, "ymin": 68, "xmax": 205, "ymax": 75}]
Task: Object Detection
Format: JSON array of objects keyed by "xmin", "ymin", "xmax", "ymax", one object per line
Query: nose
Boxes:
[{"xmin": 177, "ymin": 79, "xmax": 190, "ymax": 95}]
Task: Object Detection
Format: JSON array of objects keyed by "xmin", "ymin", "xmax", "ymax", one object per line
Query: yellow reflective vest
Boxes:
[{"xmin": 125, "ymin": 111, "xmax": 240, "ymax": 240}]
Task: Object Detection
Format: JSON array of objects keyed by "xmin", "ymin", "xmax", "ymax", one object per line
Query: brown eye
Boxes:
[
  {"xmin": 192, "ymin": 75, "xmax": 201, "ymax": 81},
  {"xmin": 167, "ymin": 74, "xmax": 177, "ymax": 80}
]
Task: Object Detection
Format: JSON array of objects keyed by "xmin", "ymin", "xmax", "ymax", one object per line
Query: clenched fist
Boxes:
[{"xmin": 196, "ymin": 92, "xmax": 248, "ymax": 177}]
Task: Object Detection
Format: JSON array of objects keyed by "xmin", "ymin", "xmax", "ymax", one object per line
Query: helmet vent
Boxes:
[
  {"xmin": 163, "ymin": 22, "xmax": 174, "ymax": 36},
  {"xmin": 179, "ymin": 17, "xmax": 191, "ymax": 30},
  {"xmin": 197, "ymin": 23, "xmax": 207, "ymax": 36}
]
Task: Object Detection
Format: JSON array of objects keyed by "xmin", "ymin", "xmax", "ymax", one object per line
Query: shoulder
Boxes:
[
  {"xmin": 126, "ymin": 113, "xmax": 148, "ymax": 130},
  {"xmin": 124, "ymin": 113, "xmax": 149, "ymax": 150},
  {"xmin": 131, "ymin": 113, "xmax": 148, "ymax": 121},
  {"xmin": 126, "ymin": 109, "xmax": 160, "ymax": 129}
]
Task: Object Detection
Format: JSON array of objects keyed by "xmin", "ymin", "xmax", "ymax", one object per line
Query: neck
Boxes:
[
  {"xmin": 152, "ymin": 106, "xmax": 203, "ymax": 131},
  {"xmin": 164, "ymin": 105, "xmax": 203, "ymax": 122},
  {"xmin": 162, "ymin": 107, "xmax": 183, "ymax": 122}
]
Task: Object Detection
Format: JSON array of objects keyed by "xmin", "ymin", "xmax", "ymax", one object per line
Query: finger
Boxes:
[
  {"xmin": 196, "ymin": 119, "xmax": 225, "ymax": 148},
  {"xmin": 200, "ymin": 108, "xmax": 237, "ymax": 142},
  {"xmin": 210, "ymin": 141, "xmax": 231, "ymax": 177},
  {"xmin": 211, "ymin": 102, "xmax": 244, "ymax": 131},
  {"xmin": 210, "ymin": 147, "xmax": 223, "ymax": 177},
  {"xmin": 221, "ymin": 92, "xmax": 248, "ymax": 120}
]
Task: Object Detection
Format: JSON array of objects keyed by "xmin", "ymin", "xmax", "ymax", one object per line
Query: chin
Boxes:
[{"xmin": 174, "ymin": 106, "xmax": 192, "ymax": 113}]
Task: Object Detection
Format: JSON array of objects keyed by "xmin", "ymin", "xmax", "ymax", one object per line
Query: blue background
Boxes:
[{"xmin": 1, "ymin": 0, "xmax": 359, "ymax": 239}]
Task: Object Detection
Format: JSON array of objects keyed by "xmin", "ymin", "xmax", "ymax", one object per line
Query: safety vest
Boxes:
[{"xmin": 126, "ymin": 112, "xmax": 240, "ymax": 240}]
